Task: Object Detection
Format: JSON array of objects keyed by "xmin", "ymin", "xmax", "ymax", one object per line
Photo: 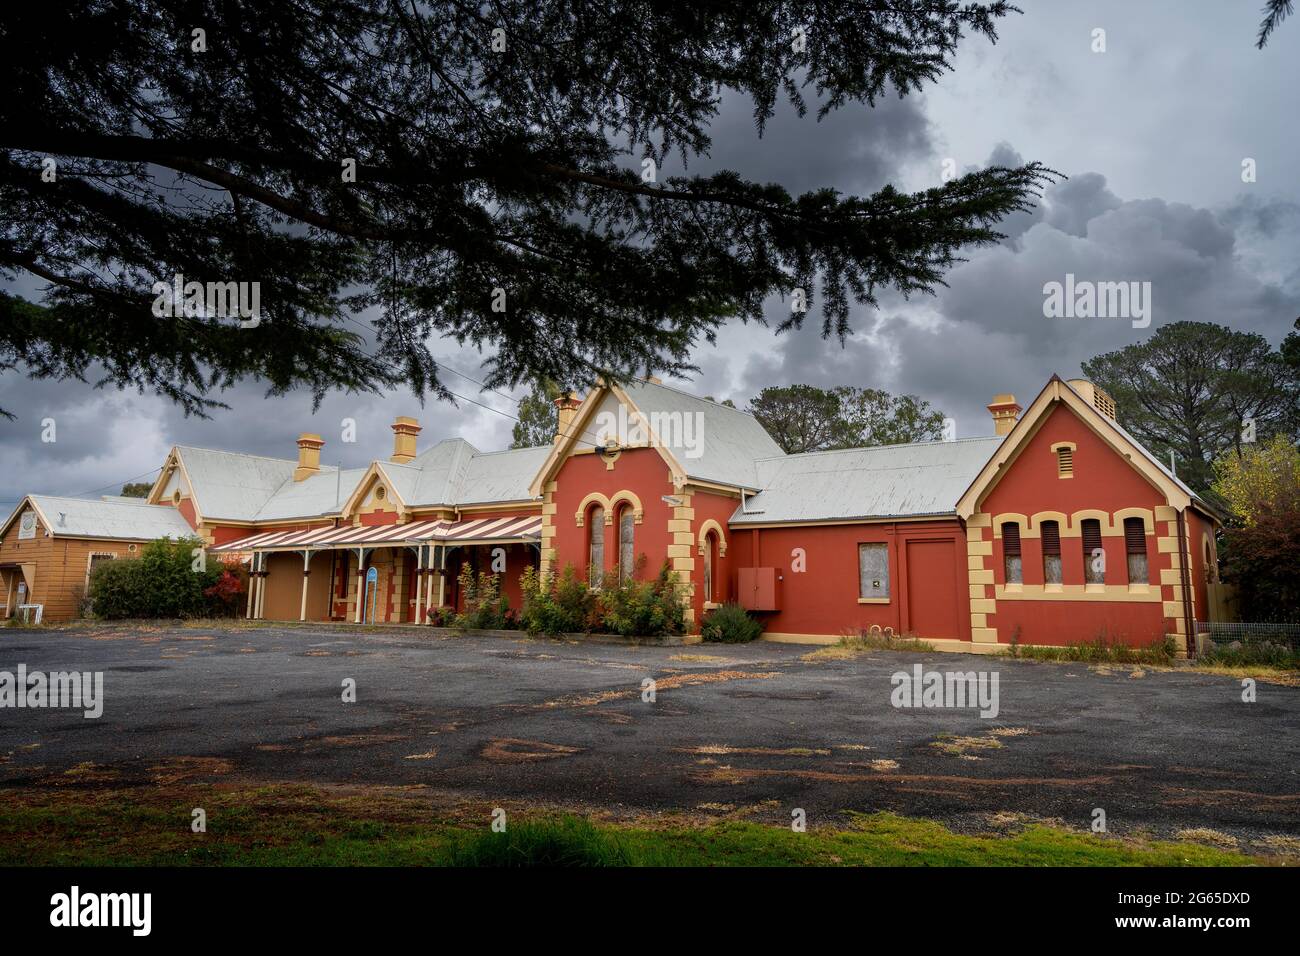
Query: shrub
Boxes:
[
  {"xmin": 520, "ymin": 560, "xmax": 687, "ymax": 638},
  {"xmin": 519, "ymin": 563, "xmax": 598, "ymax": 636},
  {"xmin": 598, "ymin": 559, "xmax": 688, "ymax": 637},
  {"xmin": 88, "ymin": 538, "xmax": 227, "ymax": 619},
  {"xmin": 700, "ymin": 602, "xmax": 763, "ymax": 643},
  {"xmin": 203, "ymin": 569, "xmax": 245, "ymax": 616},
  {"xmin": 425, "ymin": 605, "xmax": 457, "ymax": 627},
  {"xmin": 453, "ymin": 566, "xmax": 516, "ymax": 630}
]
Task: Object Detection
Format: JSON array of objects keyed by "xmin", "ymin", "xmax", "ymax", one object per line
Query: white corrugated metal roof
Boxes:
[
  {"xmin": 175, "ymin": 437, "xmax": 548, "ymax": 523},
  {"xmin": 619, "ymin": 379, "xmax": 783, "ymax": 488},
  {"xmin": 252, "ymin": 466, "xmax": 368, "ymax": 521},
  {"xmin": 175, "ymin": 446, "xmax": 303, "ymax": 521},
  {"xmin": 456, "ymin": 446, "xmax": 552, "ymax": 504},
  {"xmin": 27, "ymin": 495, "xmax": 197, "ymax": 540},
  {"xmin": 729, "ymin": 437, "xmax": 1004, "ymax": 524}
]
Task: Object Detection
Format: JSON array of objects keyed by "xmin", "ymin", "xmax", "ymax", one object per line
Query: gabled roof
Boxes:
[
  {"xmin": 729, "ymin": 437, "xmax": 1004, "ymax": 525},
  {"xmin": 618, "ymin": 379, "xmax": 784, "ymax": 488},
  {"xmin": 171, "ymin": 446, "xmax": 306, "ymax": 521},
  {"xmin": 253, "ymin": 465, "xmax": 367, "ymax": 522},
  {"xmin": 457, "ymin": 446, "xmax": 553, "ymax": 505},
  {"xmin": 1, "ymin": 495, "xmax": 196, "ymax": 541},
  {"xmin": 528, "ymin": 377, "xmax": 784, "ymax": 495},
  {"xmin": 363, "ymin": 443, "xmax": 549, "ymax": 511},
  {"xmin": 954, "ymin": 375, "xmax": 1216, "ymax": 521},
  {"xmin": 162, "ymin": 435, "xmax": 550, "ymax": 526}
]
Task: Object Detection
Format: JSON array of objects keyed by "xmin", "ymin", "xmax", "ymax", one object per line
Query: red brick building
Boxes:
[{"xmin": 1, "ymin": 375, "xmax": 1222, "ymax": 655}]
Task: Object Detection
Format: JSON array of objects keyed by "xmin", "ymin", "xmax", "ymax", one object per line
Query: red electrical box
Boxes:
[{"xmin": 737, "ymin": 567, "xmax": 781, "ymax": 611}]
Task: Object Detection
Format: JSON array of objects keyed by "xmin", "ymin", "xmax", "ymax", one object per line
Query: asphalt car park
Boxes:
[{"xmin": 1, "ymin": 624, "xmax": 1297, "ymax": 844}]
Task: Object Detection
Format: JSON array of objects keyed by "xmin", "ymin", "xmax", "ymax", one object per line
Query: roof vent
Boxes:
[{"xmin": 1067, "ymin": 379, "xmax": 1116, "ymax": 420}]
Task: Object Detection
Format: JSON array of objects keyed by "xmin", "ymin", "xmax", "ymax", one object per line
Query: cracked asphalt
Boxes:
[{"xmin": 1, "ymin": 623, "xmax": 1298, "ymax": 842}]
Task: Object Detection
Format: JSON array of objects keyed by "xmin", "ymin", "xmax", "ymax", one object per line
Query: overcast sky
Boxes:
[{"xmin": 3, "ymin": 0, "xmax": 1297, "ymax": 511}]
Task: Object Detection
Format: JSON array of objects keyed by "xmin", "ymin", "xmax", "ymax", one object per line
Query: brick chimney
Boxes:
[
  {"xmin": 294, "ymin": 433, "xmax": 324, "ymax": 481},
  {"xmin": 987, "ymin": 394, "xmax": 1022, "ymax": 436},
  {"xmin": 553, "ymin": 392, "xmax": 582, "ymax": 444},
  {"xmin": 390, "ymin": 416, "xmax": 421, "ymax": 463}
]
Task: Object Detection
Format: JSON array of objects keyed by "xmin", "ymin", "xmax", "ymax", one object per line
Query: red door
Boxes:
[{"xmin": 906, "ymin": 539, "xmax": 960, "ymax": 640}]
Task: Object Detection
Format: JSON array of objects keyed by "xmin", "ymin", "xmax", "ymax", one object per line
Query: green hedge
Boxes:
[
  {"xmin": 701, "ymin": 602, "xmax": 764, "ymax": 643},
  {"xmin": 88, "ymin": 538, "xmax": 243, "ymax": 619}
]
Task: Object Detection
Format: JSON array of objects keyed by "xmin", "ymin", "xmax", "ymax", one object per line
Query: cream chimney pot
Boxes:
[
  {"xmin": 294, "ymin": 433, "xmax": 325, "ymax": 481},
  {"xmin": 987, "ymin": 394, "xmax": 1022, "ymax": 436},
  {"xmin": 391, "ymin": 417, "xmax": 421, "ymax": 463}
]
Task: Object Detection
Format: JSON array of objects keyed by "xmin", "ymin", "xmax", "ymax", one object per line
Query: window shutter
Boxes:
[
  {"xmin": 1001, "ymin": 523, "xmax": 1022, "ymax": 557},
  {"xmin": 1041, "ymin": 521, "xmax": 1061, "ymax": 556},
  {"xmin": 1081, "ymin": 519, "xmax": 1103, "ymax": 554},
  {"xmin": 1123, "ymin": 517, "xmax": 1146, "ymax": 555}
]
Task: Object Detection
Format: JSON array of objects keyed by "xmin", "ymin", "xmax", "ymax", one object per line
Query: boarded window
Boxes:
[
  {"xmin": 618, "ymin": 506, "xmax": 635, "ymax": 584},
  {"xmin": 1124, "ymin": 516, "xmax": 1148, "ymax": 584},
  {"xmin": 1081, "ymin": 518, "xmax": 1104, "ymax": 584},
  {"xmin": 858, "ymin": 543, "xmax": 890, "ymax": 600},
  {"xmin": 1056, "ymin": 446, "xmax": 1074, "ymax": 478},
  {"xmin": 1041, "ymin": 520, "xmax": 1062, "ymax": 585},
  {"xmin": 588, "ymin": 505, "xmax": 605, "ymax": 586},
  {"xmin": 1001, "ymin": 522, "xmax": 1023, "ymax": 584}
]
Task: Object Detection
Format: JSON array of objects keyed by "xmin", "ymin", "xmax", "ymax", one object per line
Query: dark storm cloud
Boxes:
[
  {"xmin": 683, "ymin": 85, "xmax": 935, "ymax": 197},
  {"xmin": 719, "ymin": 146, "xmax": 1300, "ymax": 438},
  {"xmin": 4, "ymin": 0, "xmax": 1298, "ymax": 501}
]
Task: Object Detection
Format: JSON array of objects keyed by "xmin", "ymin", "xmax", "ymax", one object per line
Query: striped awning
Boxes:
[{"xmin": 211, "ymin": 514, "xmax": 542, "ymax": 552}]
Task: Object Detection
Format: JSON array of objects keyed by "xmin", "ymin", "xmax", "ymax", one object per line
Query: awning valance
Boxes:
[{"xmin": 211, "ymin": 515, "xmax": 541, "ymax": 553}]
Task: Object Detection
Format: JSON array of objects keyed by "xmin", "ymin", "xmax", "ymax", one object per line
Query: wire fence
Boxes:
[{"xmin": 1195, "ymin": 620, "xmax": 1300, "ymax": 652}]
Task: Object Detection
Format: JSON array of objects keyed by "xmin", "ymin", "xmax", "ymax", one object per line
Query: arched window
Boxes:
[
  {"xmin": 1001, "ymin": 522, "xmax": 1023, "ymax": 584},
  {"xmin": 617, "ymin": 504, "xmax": 635, "ymax": 584},
  {"xmin": 1040, "ymin": 520, "xmax": 1062, "ymax": 585},
  {"xmin": 1123, "ymin": 517, "xmax": 1148, "ymax": 584},
  {"xmin": 1081, "ymin": 518, "xmax": 1104, "ymax": 584},
  {"xmin": 588, "ymin": 504, "xmax": 605, "ymax": 587},
  {"xmin": 703, "ymin": 531, "xmax": 718, "ymax": 603}
]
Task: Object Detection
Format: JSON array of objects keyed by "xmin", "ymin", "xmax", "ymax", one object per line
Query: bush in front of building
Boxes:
[
  {"xmin": 453, "ymin": 567, "xmax": 517, "ymax": 630},
  {"xmin": 597, "ymin": 560, "xmax": 688, "ymax": 638},
  {"xmin": 700, "ymin": 602, "xmax": 763, "ymax": 643},
  {"xmin": 203, "ymin": 569, "xmax": 245, "ymax": 616},
  {"xmin": 519, "ymin": 561, "xmax": 687, "ymax": 638},
  {"xmin": 88, "ymin": 538, "xmax": 229, "ymax": 619},
  {"xmin": 518, "ymin": 564, "xmax": 599, "ymax": 637}
]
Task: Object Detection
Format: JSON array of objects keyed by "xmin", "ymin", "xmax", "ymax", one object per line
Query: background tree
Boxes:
[
  {"xmin": 511, "ymin": 380, "xmax": 560, "ymax": 448},
  {"xmin": 1212, "ymin": 434, "xmax": 1300, "ymax": 527},
  {"xmin": 0, "ymin": 1, "xmax": 1052, "ymax": 419},
  {"xmin": 119, "ymin": 482, "xmax": 152, "ymax": 498},
  {"xmin": 747, "ymin": 384, "xmax": 946, "ymax": 453},
  {"xmin": 1211, "ymin": 435, "xmax": 1300, "ymax": 620},
  {"xmin": 1081, "ymin": 321, "xmax": 1298, "ymax": 495},
  {"xmin": 747, "ymin": 385, "xmax": 846, "ymax": 454},
  {"xmin": 835, "ymin": 387, "xmax": 948, "ymax": 446}
]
